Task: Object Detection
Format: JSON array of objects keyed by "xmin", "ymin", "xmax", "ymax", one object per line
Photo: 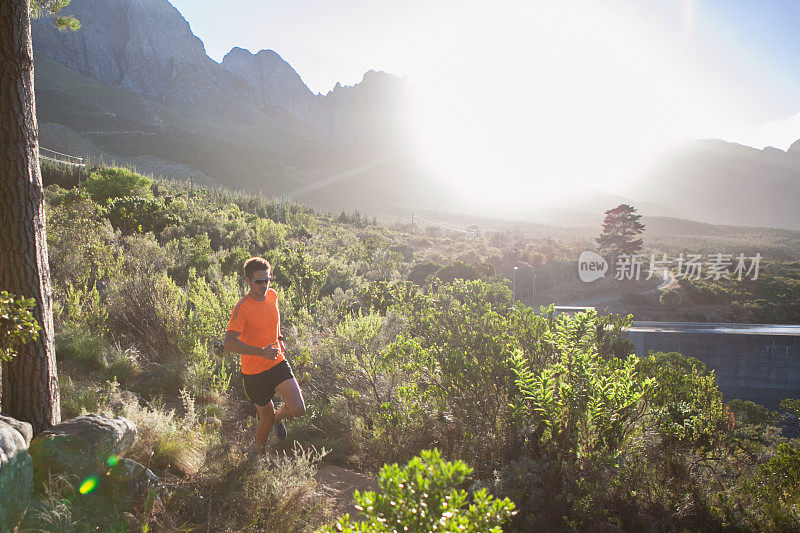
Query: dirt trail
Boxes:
[
  {"xmin": 314, "ymin": 465, "xmax": 377, "ymax": 517},
  {"xmin": 223, "ymin": 398, "xmax": 376, "ymax": 518}
]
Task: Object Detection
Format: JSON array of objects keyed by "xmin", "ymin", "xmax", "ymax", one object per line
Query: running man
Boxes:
[{"xmin": 225, "ymin": 256, "xmax": 306, "ymax": 456}]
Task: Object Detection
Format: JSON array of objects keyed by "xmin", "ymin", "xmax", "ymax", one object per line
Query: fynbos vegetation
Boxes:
[{"xmin": 6, "ymin": 162, "xmax": 799, "ymax": 530}]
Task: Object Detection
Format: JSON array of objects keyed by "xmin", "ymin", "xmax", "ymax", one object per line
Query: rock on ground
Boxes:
[
  {"xmin": 28, "ymin": 414, "xmax": 137, "ymax": 488},
  {"xmin": 0, "ymin": 417, "xmax": 34, "ymax": 531},
  {"xmin": 0, "ymin": 414, "xmax": 33, "ymax": 447},
  {"xmin": 108, "ymin": 457, "xmax": 162, "ymax": 515}
]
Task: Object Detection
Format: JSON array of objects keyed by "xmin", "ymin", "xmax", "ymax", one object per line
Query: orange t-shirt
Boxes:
[{"xmin": 226, "ymin": 289, "xmax": 284, "ymax": 375}]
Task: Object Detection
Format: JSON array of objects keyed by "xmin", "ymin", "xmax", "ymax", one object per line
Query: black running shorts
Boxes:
[{"xmin": 241, "ymin": 360, "xmax": 295, "ymax": 407}]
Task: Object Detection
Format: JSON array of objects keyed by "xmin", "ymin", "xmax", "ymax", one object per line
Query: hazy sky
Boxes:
[{"xmin": 168, "ymin": 0, "xmax": 800, "ymax": 203}]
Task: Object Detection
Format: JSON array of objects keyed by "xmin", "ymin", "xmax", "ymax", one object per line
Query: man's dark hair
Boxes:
[{"xmin": 243, "ymin": 256, "xmax": 271, "ymax": 278}]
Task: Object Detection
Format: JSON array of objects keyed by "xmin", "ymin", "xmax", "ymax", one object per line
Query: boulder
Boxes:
[
  {"xmin": 28, "ymin": 414, "xmax": 137, "ymax": 487},
  {"xmin": 0, "ymin": 417, "xmax": 34, "ymax": 531},
  {"xmin": 0, "ymin": 414, "xmax": 33, "ymax": 446},
  {"xmin": 107, "ymin": 458, "xmax": 161, "ymax": 514}
]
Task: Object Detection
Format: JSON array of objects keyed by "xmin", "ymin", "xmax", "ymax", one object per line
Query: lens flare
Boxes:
[
  {"xmin": 79, "ymin": 475, "xmax": 99, "ymax": 495},
  {"xmin": 106, "ymin": 455, "xmax": 119, "ymax": 467}
]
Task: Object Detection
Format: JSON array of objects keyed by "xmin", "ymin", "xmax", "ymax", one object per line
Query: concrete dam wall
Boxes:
[{"xmin": 627, "ymin": 322, "xmax": 800, "ymax": 409}]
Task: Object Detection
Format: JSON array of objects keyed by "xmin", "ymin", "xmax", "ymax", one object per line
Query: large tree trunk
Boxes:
[{"xmin": 0, "ymin": 0, "xmax": 61, "ymax": 435}]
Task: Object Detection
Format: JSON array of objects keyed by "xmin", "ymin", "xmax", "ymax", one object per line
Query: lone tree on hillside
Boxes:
[
  {"xmin": 596, "ymin": 204, "xmax": 645, "ymax": 258},
  {"xmin": 0, "ymin": 0, "xmax": 78, "ymax": 434}
]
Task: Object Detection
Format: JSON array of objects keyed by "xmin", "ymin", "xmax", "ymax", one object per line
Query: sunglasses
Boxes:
[{"xmin": 248, "ymin": 276, "xmax": 272, "ymax": 284}]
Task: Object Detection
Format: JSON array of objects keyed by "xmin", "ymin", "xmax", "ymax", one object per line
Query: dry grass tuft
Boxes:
[
  {"xmin": 157, "ymin": 443, "xmax": 332, "ymax": 531},
  {"xmin": 101, "ymin": 384, "xmax": 207, "ymax": 476}
]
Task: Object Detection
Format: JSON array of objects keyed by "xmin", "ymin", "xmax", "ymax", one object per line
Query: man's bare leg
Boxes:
[
  {"xmin": 254, "ymin": 401, "xmax": 276, "ymax": 455},
  {"xmin": 273, "ymin": 378, "xmax": 306, "ymax": 423}
]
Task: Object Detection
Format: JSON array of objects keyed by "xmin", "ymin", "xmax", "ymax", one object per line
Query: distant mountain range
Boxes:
[
  {"xmin": 31, "ymin": 0, "xmax": 432, "ymax": 214},
  {"xmin": 628, "ymin": 139, "xmax": 800, "ymax": 230},
  {"xmin": 31, "ymin": 0, "xmax": 800, "ymax": 229}
]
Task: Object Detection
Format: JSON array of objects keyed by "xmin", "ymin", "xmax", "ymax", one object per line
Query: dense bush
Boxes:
[
  {"xmin": 105, "ymin": 195, "xmax": 180, "ymax": 235},
  {"xmin": 741, "ymin": 442, "xmax": 800, "ymax": 528},
  {"xmin": 432, "ymin": 261, "xmax": 495, "ymax": 284},
  {"xmin": 683, "ymin": 261, "xmax": 800, "ymax": 323},
  {"xmin": 45, "ymin": 187, "xmax": 119, "ymax": 293},
  {"xmin": 40, "ymin": 158, "xmax": 83, "ymax": 188},
  {"xmin": 106, "ymin": 269, "xmax": 187, "ymax": 356},
  {"xmin": 82, "ymin": 166, "xmax": 153, "ymax": 204},
  {"xmin": 659, "ymin": 288, "xmax": 681, "ymax": 307},
  {"xmin": 0, "ymin": 291, "xmax": 40, "ymax": 362},
  {"xmin": 401, "ymin": 279, "xmax": 519, "ymax": 470},
  {"xmin": 56, "ymin": 329, "xmax": 139, "ymax": 384},
  {"xmin": 506, "ymin": 311, "xmax": 652, "ymax": 528},
  {"xmin": 322, "ymin": 449, "xmax": 516, "ymax": 532},
  {"xmin": 638, "ymin": 352, "xmax": 727, "ymax": 449}
]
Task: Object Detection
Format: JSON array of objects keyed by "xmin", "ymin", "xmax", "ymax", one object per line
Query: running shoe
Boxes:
[{"xmin": 274, "ymin": 420, "xmax": 287, "ymax": 440}]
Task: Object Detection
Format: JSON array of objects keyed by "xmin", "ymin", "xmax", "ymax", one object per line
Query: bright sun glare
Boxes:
[{"xmin": 401, "ymin": 0, "xmax": 728, "ymax": 209}]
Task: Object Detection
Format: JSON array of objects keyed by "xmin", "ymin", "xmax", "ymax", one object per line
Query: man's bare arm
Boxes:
[{"xmin": 224, "ymin": 331, "xmax": 280, "ymax": 360}]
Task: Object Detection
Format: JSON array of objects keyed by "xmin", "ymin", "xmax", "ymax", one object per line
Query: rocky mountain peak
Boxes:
[
  {"xmin": 32, "ymin": 0, "xmax": 241, "ymax": 105},
  {"xmin": 763, "ymin": 146, "xmax": 785, "ymax": 154},
  {"xmin": 220, "ymin": 46, "xmax": 313, "ymax": 117}
]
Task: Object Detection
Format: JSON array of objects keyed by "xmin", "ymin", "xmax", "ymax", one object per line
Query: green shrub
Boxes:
[
  {"xmin": 359, "ymin": 280, "xmax": 417, "ymax": 315},
  {"xmin": 40, "ymin": 157, "xmax": 83, "ymax": 187},
  {"xmin": 335, "ymin": 312, "xmax": 386, "ymax": 399},
  {"xmin": 402, "ymin": 279, "xmax": 518, "ymax": 470},
  {"xmin": 681, "ymin": 278, "xmax": 720, "ymax": 304},
  {"xmin": 508, "ymin": 310, "xmax": 655, "ymax": 529},
  {"xmin": 512, "ymin": 311, "xmax": 652, "ymax": 465},
  {"xmin": 433, "ymin": 261, "xmax": 495, "ymax": 284},
  {"xmin": 271, "ymin": 244, "xmax": 325, "ymax": 313},
  {"xmin": 82, "ymin": 166, "xmax": 153, "ymax": 204},
  {"xmin": 659, "ymin": 289, "xmax": 681, "ymax": 307},
  {"xmin": 637, "ymin": 352, "xmax": 726, "ymax": 449},
  {"xmin": 107, "ymin": 270, "xmax": 186, "ymax": 356},
  {"xmin": 222, "ymin": 247, "xmax": 251, "ymax": 277},
  {"xmin": 306, "ymin": 311, "xmax": 438, "ymax": 467},
  {"xmin": 184, "ymin": 341, "xmax": 232, "ymax": 402},
  {"xmin": 252, "ymin": 216, "xmax": 287, "ymax": 250},
  {"xmin": 56, "ymin": 328, "xmax": 106, "ymax": 361},
  {"xmin": 182, "ymin": 269, "xmax": 240, "ymax": 350},
  {"xmin": 105, "ymin": 196, "xmax": 180, "ymax": 235},
  {"xmin": 46, "ymin": 188, "xmax": 119, "ymax": 291},
  {"xmin": 0, "ymin": 291, "xmax": 40, "ymax": 362},
  {"xmin": 742, "ymin": 442, "xmax": 800, "ymax": 528},
  {"xmin": 60, "ymin": 282, "xmax": 109, "ymax": 337},
  {"xmin": 59, "ymin": 375, "xmax": 100, "ymax": 419},
  {"xmin": 727, "ymin": 399, "xmax": 782, "ymax": 431},
  {"xmin": 782, "ymin": 397, "xmax": 800, "ymax": 420},
  {"xmin": 166, "ymin": 233, "xmax": 215, "ymax": 283},
  {"xmin": 322, "ymin": 449, "xmax": 516, "ymax": 532},
  {"xmin": 56, "ymin": 330, "xmax": 140, "ymax": 384}
]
